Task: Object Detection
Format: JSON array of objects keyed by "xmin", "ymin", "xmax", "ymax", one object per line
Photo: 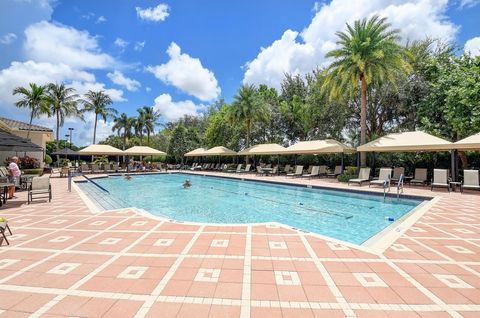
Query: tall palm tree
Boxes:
[
  {"xmin": 142, "ymin": 106, "xmax": 161, "ymax": 145},
  {"xmin": 12, "ymin": 83, "xmax": 50, "ymax": 139},
  {"xmin": 46, "ymin": 83, "xmax": 80, "ymax": 150},
  {"xmin": 323, "ymin": 15, "xmax": 411, "ymax": 166},
  {"xmin": 134, "ymin": 108, "xmax": 146, "ymax": 145},
  {"xmin": 112, "ymin": 112, "xmax": 135, "ymax": 150},
  {"xmin": 81, "ymin": 90, "xmax": 117, "ymax": 144},
  {"xmin": 229, "ymin": 84, "xmax": 266, "ymax": 149}
]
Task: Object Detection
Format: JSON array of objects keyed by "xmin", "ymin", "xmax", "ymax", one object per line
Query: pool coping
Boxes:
[{"xmin": 72, "ymin": 171, "xmax": 439, "ymax": 255}]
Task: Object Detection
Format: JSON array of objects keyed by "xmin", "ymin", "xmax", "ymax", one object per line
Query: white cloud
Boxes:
[
  {"xmin": 81, "ymin": 12, "xmax": 95, "ymax": 20},
  {"xmin": 134, "ymin": 41, "xmax": 145, "ymax": 51},
  {"xmin": 147, "ymin": 42, "xmax": 220, "ymax": 101},
  {"xmin": 136, "ymin": 4, "xmax": 170, "ymax": 22},
  {"xmin": 152, "ymin": 93, "xmax": 202, "ymax": 122},
  {"xmin": 146, "ymin": 87, "xmax": 151, "ymax": 92},
  {"xmin": 24, "ymin": 21, "xmax": 115, "ymax": 69},
  {"xmin": 464, "ymin": 37, "xmax": 480, "ymax": 56},
  {"xmin": 107, "ymin": 70, "xmax": 141, "ymax": 91},
  {"xmin": 96, "ymin": 16, "xmax": 107, "ymax": 24},
  {"xmin": 243, "ymin": 0, "xmax": 458, "ymax": 90},
  {"xmin": 78, "ymin": 112, "xmax": 115, "ymax": 146},
  {"xmin": 70, "ymin": 81, "xmax": 126, "ymax": 102},
  {"xmin": 0, "ymin": 33, "xmax": 17, "ymax": 45},
  {"xmin": 114, "ymin": 37, "xmax": 128, "ymax": 49},
  {"xmin": 460, "ymin": 0, "xmax": 480, "ymax": 8}
]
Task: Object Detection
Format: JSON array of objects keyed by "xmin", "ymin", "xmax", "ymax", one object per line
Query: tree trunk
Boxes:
[
  {"xmin": 360, "ymin": 76, "xmax": 367, "ymax": 167},
  {"xmin": 147, "ymin": 132, "xmax": 150, "ymax": 146},
  {"xmin": 56, "ymin": 110, "xmax": 60, "ymax": 150},
  {"xmin": 27, "ymin": 110, "xmax": 34, "ymax": 139},
  {"xmin": 458, "ymin": 151, "xmax": 468, "ymax": 169},
  {"xmin": 93, "ymin": 113, "xmax": 98, "ymax": 144},
  {"xmin": 246, "ymin": 119, "xmax": 251, "ymax": 164}
]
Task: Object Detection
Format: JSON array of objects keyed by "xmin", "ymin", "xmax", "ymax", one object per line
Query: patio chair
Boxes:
[
  {"xmin": 302, "ymin": 165, "xmax": 319, "ymax": 178},
  {"xmin": 287, "ymin": 165, "xmax": 303, "ymax": 177},
  {"xmin": 59, "ymin": 167, "xmax": 69, "ymax": 178},
  {"xmin": 318, "ymin": 165, "xmax": 328, "ymax": 177},
  {"xmin": 91, "ymin": 164, "xmax": 100, "ymax": 173},
  {"xmin": 326, "ymin": 165, "xmax": 343, "ymax": 178},
  {"xmin": 28, "ymin": 175, "xmax": 52, "ymax": 204},
  {"xmin": 410, "ymin": 168, "xmax": 428, "ymax": 186},
  {"xmin": 462, "ymin": 170, "xmax": 480, "ymax": 193},
  {"xmin": 0, "ymin": 217, "xmax": 12, "ymax": 246},
  {"xmin": 369, "ymin": 168, "xmax": 392, "ymax": 189},
  {"xmin": 229, "ymin": 164, "xmax": 243, "ymax": 173},
  {"xmin": 391, "ymin": 167, "xmax": 405, "ymax": 184},
  {"xmin": 265, "ymin": 165, "xmax": 278, "ymax": 176},
  {"xmin": 282, "ymin": 164, "xmax": 291, "ymax": 174},
  {"xmin": 80, "ymin": 164, "xmax": 90, "ymax": 174},
  {"xmin": 348, "ymin": 168, "xmax": 371, "ymax": 186},
  {"xmin": 431, "ymin": 169, "xmax": 450, "ymax": 192},
  {"xmin": 239, "ymin": 164, "xmax": 251, "ymax": 173}
]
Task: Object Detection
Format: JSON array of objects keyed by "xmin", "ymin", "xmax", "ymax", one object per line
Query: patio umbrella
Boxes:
[
  {"xmin": 238, "ymin": 143, "xmax": 287, "ymax": 155},
  {"xmin": 453, "ymin": 132, "xmax": 480, "ymax": 150},
  {"xmin": 184, "ymin": 148, "xmax": 208, "ymax": 157},
  {"xmin": 356, "ymin": 131, "xmax": 453, "ymax": 152},
  {"xmin": 282, "ymin": 140, "xmax": 354, "ymax": 155},
  {"xmin": 78, "ymin": 144, "xmax": 124, "ymax": 155},
  {"xmin": 124, "ymin": 146, "xmax": 166, "ymax": 156}
]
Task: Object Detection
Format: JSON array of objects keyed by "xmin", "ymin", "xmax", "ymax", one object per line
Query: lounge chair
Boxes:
[
  {"xmin": 0, "ymin": 217, "xmax": 12, "ymax": 246},
  {"xmin": 326, "ymin": 165, "xmax": 343, "ymax": 178},
  {"xmin": 431, "ymin": 169, "xmax": 450, "ymax": 192},
  {"xmin": 369, "ymin": 168, "xmax": 392, "ymax": 189},
  {"xmin": 282, "ymin": 164, "xmax": 291, "ymax": 174},
  {"xmin": 391, "ymin": 167, "xmax": 405, "ymax": 184},
  {"xmin": 60, "ymin": 167, "xmax": 69, "ymax": 178},
  {"xmin": 239, "ymin": 164, "xmax": 251, "ymax": 173},
  {"xmin": 302, "ymin": 165, "xmax": 319, "ymax": 178},
  {"xmin": 80, "ymin": 164, "xmax": 90, "ymax": 174},
  {"xmin": 462, "ymin": 170, "xmax": 480, "ymax": 192},
  {"xmin": 348, "ymin": 168, "xmax": 371, "ymax": 186},
  {"xmin": 287, "ymin": 165, "xmax": 303, "ymax": 177},
  {"xmin": 410, "ymin": 168, "xmax": 428, "ymax": 186},
  {"xmin": 229, "ymin": 164, "xmax": 242, "ymax": 173},
  {"xmin": 318, "ymin": 165, "xmax": 328, "ymax": 177},
  {"xmin": 28, "ymin": 175, "xmax": 52, "ymax": 204}
]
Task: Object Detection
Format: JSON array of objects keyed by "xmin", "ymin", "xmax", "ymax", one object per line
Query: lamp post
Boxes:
[
  {"xmin": 65, "ymin": 134, "xmax": 70, "ymax": 148},
  {"xmin": 68, "ymin": 128, "xmax": 74, "ymax": 148}
]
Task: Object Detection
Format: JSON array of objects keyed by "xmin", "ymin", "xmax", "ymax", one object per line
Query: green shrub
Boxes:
[
  {"xmin": 44, "ymin": 154, "xmax": 52, "ymax": 165},
  {"xmin": 58, "ymin": 158, "xmax": 70, "ymax": 167},
  {"xmin": 22, "ymin": 168, "xmax": 43, "ymax": 176},
  {"xmin": 93, "ymin": 156, "xmax": 109, "ymax": 164},
  {"xmin": 344, "ymin": 166, "xmax": 357, "ymax": 175},
  {"xmin": 337, "ymin": 173, "xmax": 356, "ymax": 183}
]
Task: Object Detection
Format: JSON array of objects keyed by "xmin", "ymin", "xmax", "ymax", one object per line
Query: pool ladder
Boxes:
[{"xmin": 396, "ymin": 174, "xmax": 404, "ymax": 199}]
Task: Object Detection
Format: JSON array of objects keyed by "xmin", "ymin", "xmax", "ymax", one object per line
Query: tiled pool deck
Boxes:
[{"xmin": 1, "ymin": 172, "xmax": 479, "ymax": 317}]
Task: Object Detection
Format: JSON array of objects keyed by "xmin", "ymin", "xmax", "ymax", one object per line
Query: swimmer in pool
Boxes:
[
  {"xmin": 124, "ymin": 175, "xmax": 132, "ymax": 180},
  {"xmin": 183, "ymin": 179, "xmax": 192, "ymax": 188}
]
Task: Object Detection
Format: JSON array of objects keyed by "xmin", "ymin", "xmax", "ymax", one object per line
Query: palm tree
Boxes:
[
  {"xmin": 323, "ymin": 15, "xmax": 411, "ymax": 166},
  {"xmin": 229, "ymin": 84, "xmax": 266, "ymax": 149},
  {"xmin": 81, "ymin": 90, "xmax": 117, "ymax": 144},
  {"xmin": 142, "ymin": 106, "xmax": 161, "ymax": 145},
  {"xmin": 112, "ymin": 113, "xmax": 135, "ymax": 150},
  {"xmin": 134, "ymin": 108, "xmax": 146, "ymax": 145},
  {"xmin": 45, "ymin": 83, "xmax": 80, "ymax": 150},
  {"xmin": 12, "ymin": 83, "xmax": 50, "ymax": 139}
]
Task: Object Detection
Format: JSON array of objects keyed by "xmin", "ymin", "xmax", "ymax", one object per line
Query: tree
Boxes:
[
  {"xmin": 323, "ymin": 15, "xmax": 411, "ymax": 166},
  {"xmin": 81, "ymin": 90, "xmax": 117, "ymax": 144},
  {"xmin": 142, "ymin": 106, "xmax": 161, "ymax": 145},
  {"xmin": 229, "ymin": 85, "xmax": 267, "ymax": 149},
  {"xmin": 12, "ymin": 83, "xmax": 50, "ymax": 139},
  {"xmin": 45, "ymin": 83, "xmax": 80, "ymax": 150},
  {"xmin": 112, "ymin": 113, "xmax": 135, "ymax": 150},
  {"xmin": 134, "ymin": 108, "xmax": 146, "ymax": 145}
]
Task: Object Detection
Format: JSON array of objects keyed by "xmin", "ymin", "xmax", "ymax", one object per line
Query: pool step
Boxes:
[{"xmin": 76, "ymin": 181, "xmax": 125, "ymax": 211}]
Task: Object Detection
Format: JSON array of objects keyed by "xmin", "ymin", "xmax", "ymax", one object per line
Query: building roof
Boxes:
[
  {"xmin": 0, "ymin": 117, "xmax": 53, "ymax": 132},
  {"xmin": 51, "ymin": 148, "xmax": 79, "ymax": 156},
  {"xmin": 357, "ymin": 131, "xmax": 453, "ymax": 152},
  {"xmin": 238, "ymin": 143, "xmax": 287, "ymax": 155}
]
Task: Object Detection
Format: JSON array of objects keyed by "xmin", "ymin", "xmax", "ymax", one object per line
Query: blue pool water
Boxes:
[{"xmin": 79, "ymin": 173, "xmax": 424, "ymax": 244}]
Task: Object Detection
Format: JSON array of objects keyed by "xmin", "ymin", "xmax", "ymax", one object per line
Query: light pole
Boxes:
[
  {"xmin": 68, "ymin": 127, "xmax": 74, "ymax": 148},
  {"xmin": 65, "ymin": 134, "xmax": 70, "ymax": 148}
]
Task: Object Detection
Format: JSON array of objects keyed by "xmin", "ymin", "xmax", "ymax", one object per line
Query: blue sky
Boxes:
[{"xmin": 0, "ymin": 0, "xmax": 479, "ymax": 146}]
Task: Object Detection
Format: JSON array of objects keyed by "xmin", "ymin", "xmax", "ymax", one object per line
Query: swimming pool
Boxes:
[{"xmin": 78, "ymin": 173, "xmax": 425, "ymax": 245}]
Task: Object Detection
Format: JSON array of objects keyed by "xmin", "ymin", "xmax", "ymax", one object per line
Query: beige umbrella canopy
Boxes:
[
  {"xmin": 453, "ymin": 132, "xmax": 480, "ymax": 150},
  {"xmin": 357, "ymin": 131, "xmax": 453, "ymax": 152},
  {"xmin": 202, "ymin": 146, "xmax": 237, "ymax": 156},
  {"xmin": 124, "ymin": 146, "xmax": 166, "ymax": 156},
  {"xmin": 283, "ymin": 139, "xmax": 355, "ymax": 155},
  {"xmin": 238, "ymin": 143, "xmax": 287, "ymax": 155},
  {"xmin": 184, "ymin": 147, "xmax": 208, "ymax": 157},
  {"xmin": 78, "ymin": 144, "xmax": 124, "ymax": 155}
]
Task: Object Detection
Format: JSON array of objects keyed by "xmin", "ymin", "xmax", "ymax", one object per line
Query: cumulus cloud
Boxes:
[
  {"xmin": 136, "ymin": 4, "xmax": 170, "ymax": 22},
  {"xmin": 0, "ymin": 33, "xmax": 17, "ymax": 45},
  {"xmin": 24, "ymin": 21, "xmax": 115, "ymax": 69},
  {"xmin": 134, "ymin": 41, "xmax": 145, "ymax": 51},
  {"xmin": 107, "ymin": 70, "xmax": 141, "ymax": 91},
  {"xmin": 460, "ymin": 0, "xmax": 480, "ymax": 8},
  {"xmin": 96, "ymin": 16, "xmax": 107, "ymax": 24},
  {"xmin": 147, "ymin": 42, "xmax": 220, "ymax": 101},
  {"xmin": 70, "ymin": 80, "xmax": 126, "ymax": 102},
  {"xmin": 464, "ymin": 37, "xmax": 480, "ymax": 56},
  {"xmin": 152, "ymin": 93, "xmax": 202, "ymax": 122},
  {"xmin": 114, "ymin": 37, "xmax": 128, "ymax": 49},
  {"xmin": 243, "ymin": 0, "xmax": 458, "ymax": 90}
]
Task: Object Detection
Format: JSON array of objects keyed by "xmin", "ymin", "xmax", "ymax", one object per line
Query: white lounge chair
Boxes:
[
  {"xmin": 80, "ymin": 164, "xmax": 90, "ymax": 174},
  {"xmin": 239, "ymin": 164, "xmax": 251, "ymax": 173},
  {"xmin": 369, "ymin": 168, "xmax": 392, "ymax": 189},
  {"xmin": 282, "ymin": 164, "xmax": 291, "ymax": 174},
  {"xmin": 431, "ymin": 169, "xmax": 450, "ymax": 192},
  {"xmin": 28, "ymin": 175, "xmax": 52, "ymax": 204},
  {"xmin": 302, "ymin": 166, "xmax": 319, "ymax": 178},
  {"xmin": 462, "ymin": 170, "xmax": 480, "ymax": 192},
  {"xmin": 410, "ymin": 168, "xmax": 427, "ymax": 186},
  {"xmin": 318, "ymin": 165, "xmax": 328, "ymax": 177},
  {"xmin": 391, "ymin": 167, "xmax": 405, "ymax": 184},
  {"xmin": 348, "ymin": 168, "xmax": 371, "ymax": 186},
  {"xmin": 326, "ymin": 165, "xmax": 343, "ymax": 178},
  {"xmin": 287, "ymin": 165, "xmax": 303, "ymax": 177},
  {"xmin": 229, "ymin": 164, "xmax": 242, "ymax": 173}
]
